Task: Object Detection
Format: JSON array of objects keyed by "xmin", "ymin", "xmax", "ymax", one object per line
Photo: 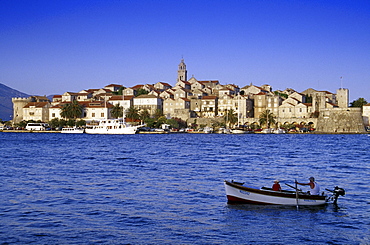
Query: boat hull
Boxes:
[
  {"xmin": 85, "ymin": 127, "xmax": 137, "ymax": 135},
  {"xmin": 61, "ymin": 128, "xmax": 85, "ymax": 134},
  {"xmin": 231, "ymin": 129, "xmax": 247, "ymax": 134},
  {"xmin": 224, "ymin": 181, "xmax": 326, "ymax": 206}
]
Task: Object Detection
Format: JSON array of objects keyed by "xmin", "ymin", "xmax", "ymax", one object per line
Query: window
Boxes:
[
  {"xmin": 52, "ymin": 113, "xmax": 55, "ymax": 117},
  {"xmin": 92, "ymin": 113, "xmax": 95, "ymax": 117},
  {"xmin": 101, "ymin": 113, "xmax": 104, "ymax": 117}
]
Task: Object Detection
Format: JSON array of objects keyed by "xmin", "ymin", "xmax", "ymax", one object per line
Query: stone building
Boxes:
[
  {"xmin": 133, "ymin": 94, "xmax": 162, "ymax": 115},
  {"xmin": 177, "ymin": 59, "xmax": 187, "ymax": 83},
  {"xmin": 201, "ymin": 96, "xmax": 218, "ymax": 118},
  {"xmin": 12, "ymin": 96, "xmax": 49, "ymax": 124},
  {"xmin": 254, "ymin": 92, "xmax": 282, "ymax": 118},
  {"xmin": 233, "ymin": 94, "xmax": 254, "ymax": 121},
  {"xmin": 163, "ymin": 97, "xmax": 191, "ymax": 120},
  {"xmin": 109, "ymin": 95, "xmax": 134, "ymax": 114},
  {"xmin": 23, "ymin": 102, "xmax": 50, "ymax": 122},
  {"xmin": 362, "ymin": 103, "xmax": 370, "ymax": 127}
]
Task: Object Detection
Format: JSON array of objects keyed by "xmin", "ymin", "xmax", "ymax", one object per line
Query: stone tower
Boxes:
[
  {"xmin": 336, "ymin": 88, "xmax": 349, "ymax": 108},
  {"xmin": 312, "ymin": 91, "xmax": 326, "ymax": 112},
  {"xmin": 177, "ymin": 59, "xmax": 187, "ymax": 83},
  {"xmin": 12, "ymin": 97, "xmax": 32, "ymax": 124}
]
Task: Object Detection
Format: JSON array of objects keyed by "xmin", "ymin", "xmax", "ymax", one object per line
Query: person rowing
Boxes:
[{"xmin": 296, "ymin": 177, "xmax": 320, "ymax": 195}]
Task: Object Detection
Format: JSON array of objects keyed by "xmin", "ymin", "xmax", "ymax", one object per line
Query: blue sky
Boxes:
[{"xmin": 1, "ymin": 0, "xmax": 369, "ymax": 102}]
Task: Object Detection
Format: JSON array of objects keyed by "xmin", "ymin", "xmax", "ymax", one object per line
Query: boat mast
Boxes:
[
  {"xmin": 122, "ymin": 88, "xmax": 125, "ymax": 120},
  {"xmin": 237, "ymin": 93, "xmax": 240, "ymax": 128}
]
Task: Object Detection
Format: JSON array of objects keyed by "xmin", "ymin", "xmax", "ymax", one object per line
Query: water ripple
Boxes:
[{"xmin": 0, "ymin": 133, "xmax": 369, "ymax": 244}]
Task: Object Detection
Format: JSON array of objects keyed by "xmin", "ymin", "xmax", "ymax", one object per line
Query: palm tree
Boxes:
[
  {"xmin": 126, "ymin": 106, "xmax": 140, "ymax": 123},
  {"xmin": 153, "ymin": 109, "xmax": 163, "ymax": 120},
  {"xmin": 259, "ymin": 109, "xmax": 276, "ymax": 128},
  {"xmin": 60, "ymin": 101, "xmax": 83, "ymax": 119},
  {"xmin": 111, "ymin": 104, "xmax": 123, "ymax": 119},
  {"xmin": 225, "ymin": 109, "xmax": 237, "ymax": 128},
  {"xmin": 139, "ymin": 109, "xmax": 150, "ymax": 124}
]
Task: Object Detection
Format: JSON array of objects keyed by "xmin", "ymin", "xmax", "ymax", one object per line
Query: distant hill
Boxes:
[{"xmin": 0, "ymin": 83, "xmax": 30, "ymax": 121}]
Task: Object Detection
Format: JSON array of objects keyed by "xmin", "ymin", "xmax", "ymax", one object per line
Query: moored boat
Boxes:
[
  {"xmin": 273, "ymin": 128, "xmax": 286, "ymax": 134},
  {"xmin": 224, "ymin": 180, "xmax": 344, "ymax": 206},
  {"xmin": 261, "ymin": 128, "xmax": 273, "ymax": 134},
  {"xmin": 231, "ymin": 129, "xmax": 247, "ymax": 134},
  {"xmin": 85, "ymin": 118, "xmax": 144, "ymax": 135},
  {"xmin": 61, "ymin": 127, "xmax": 85, "ymax": 134}
]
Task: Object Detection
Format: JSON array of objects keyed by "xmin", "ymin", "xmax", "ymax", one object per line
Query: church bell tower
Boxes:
[{"xmin": 177, "ymin": 59, "xmax": 187, "ymax": 83}]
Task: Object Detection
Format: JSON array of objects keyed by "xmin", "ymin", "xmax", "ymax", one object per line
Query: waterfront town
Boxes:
[{"xmin": 6, "ymin": 59, "xmax": 370, "ymax": 133}]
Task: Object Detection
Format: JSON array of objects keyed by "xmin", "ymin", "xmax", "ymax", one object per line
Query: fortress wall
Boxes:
[{"xmin": 316, "ymin": 108, "xmax": 365, "ymax": 133}]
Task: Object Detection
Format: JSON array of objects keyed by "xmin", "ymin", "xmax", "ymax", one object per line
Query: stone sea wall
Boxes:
[{"xmin": 316, "ymin": 108, "xmax": 365, "ymax": 133}]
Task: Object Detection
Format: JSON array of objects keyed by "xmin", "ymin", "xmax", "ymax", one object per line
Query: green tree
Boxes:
[
  {"xmin": 112, "ymin": 87, "xmax": 126, "ymax": 95},
  {"xmin": 224, "ymin": 109, "xmax": 237, "ymax": 128},
  {"xmin": 67, "ymin": 119, "xmax": 76, "ymax": 127},
  {"xmin": 136, "ymin": 88, "xmax": 149, "ymax": 97},
  {"xmin": 259, "ymin": 110, "xmax": 276, "ymax": 128},
  {"xmin": 153, "ymin": 109, "xmax": 164, "ymax": 120},
  {"xmin": 171, "ymin": 117, "xmax": 187, "ymax": 128},
  {"xmin": 59, "ymin": 119, "xmax": 67, "ymax": 128},
  {"xmin": 274, "ymin": 91, "xmax": 288, "ymax": 99},
  {"xmin": 76, "ymin": 120, "xmax": 86, "ymax": 127},
  {"xmin": 155, "ymin": 116, "xmax": 167, "ymax": 128},
  {"xmin": 60, "ymin": 101, "xmax": 83, "ymax": 119},
  {"xmin": 166, "ymin": 119, "xmax": 179, "ymax": 129},
  {"xmin": 111, "ymin": 104, "xmax": 123, "ymax": 118},
  {"xmin": 49, "ymin": 118, "xmax": 60, "ymax": 129},
  {"xmin": 145, "ymin": 118, "xmax": 156, "ymax": 128},
  {"xmin": 139, "ymin": 109, "xmax": 150, "ymax": 124},
  {"xmin": 350, "ymin": 98, "xmax": 368, "ymax": 107},
  {"xmin": 126, "ymin": 106, "xmax": 140, "ymax": 123}
]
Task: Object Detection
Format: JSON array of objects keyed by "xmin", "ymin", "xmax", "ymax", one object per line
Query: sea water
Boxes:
[{"xmin": 0, "ymin": 132, "xmax": 369, "ymax": 244}]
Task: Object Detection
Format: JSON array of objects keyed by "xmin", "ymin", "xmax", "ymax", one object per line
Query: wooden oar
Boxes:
[{"xmin": 285, "ymin": 183, "xmax": 301, "ymax": 191}]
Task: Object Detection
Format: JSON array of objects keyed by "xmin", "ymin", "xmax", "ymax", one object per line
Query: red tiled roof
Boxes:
[
  {"xmin": 202, "ymin": 96, "xmax": 217, "ymax": 100},
  {"xmin": 24, "ymin": 102, "xmax": 49, "ymax": 108},
  {"xmin": 105, "ymin": 84, "xmax": 122, "ymax": 87},
  {"xmin": 157, "ymin": 82, "xmax": 171, "ymax": 87},
  {"xmin": 131, "ymin": 84, "xmax": 144, "ymax": 89},
  {"xmin": 109, "ymin": 95, "xmax": 131, "ymax": 101}
]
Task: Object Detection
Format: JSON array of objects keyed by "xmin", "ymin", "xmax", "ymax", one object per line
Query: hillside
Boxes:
[{"xmin": 0, "ymin": 83, "xmax": 29, "ymax": 121}]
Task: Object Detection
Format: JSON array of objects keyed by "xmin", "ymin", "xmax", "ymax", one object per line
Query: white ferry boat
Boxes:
[
  {"xmin": 85, "ymin": 119, "xmax": 144, "ymax": 135},
  {"xmin": 61, "ymin": 127, "xmax": 85, "ymax": 134}
]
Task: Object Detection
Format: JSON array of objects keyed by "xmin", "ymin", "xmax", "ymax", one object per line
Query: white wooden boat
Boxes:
[
  {"xmin": 61, "ymin": 127, "xmax": 85, "ymax": 134},
  {"xmin": 273, "ymin": 128, "xmax": 286, "ymax": 134},
  {"xmin": 261, "ymin": 128, "xmax": 273, "ymax": 134},
  {"xmin": 85, "ymin": 118, "xmax": 144, "ymax": 135},
  {"xmin": 224, "ymin": 180, "xmax": 344, "ymax": 206},
  {"xmin": 231, "ymin": 129, "xmax": 247, "ymax": 134}
]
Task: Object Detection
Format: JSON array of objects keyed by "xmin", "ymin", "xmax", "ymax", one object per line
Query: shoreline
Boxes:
[{"xmin": 1, "ymin": 130, "xmax": 368, "ymax": 135}]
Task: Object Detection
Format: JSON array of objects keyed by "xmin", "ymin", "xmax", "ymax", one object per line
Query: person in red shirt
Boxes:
[{"xmin": 272, "ymin": 180, "xmax": 282, "ymax": 191}]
